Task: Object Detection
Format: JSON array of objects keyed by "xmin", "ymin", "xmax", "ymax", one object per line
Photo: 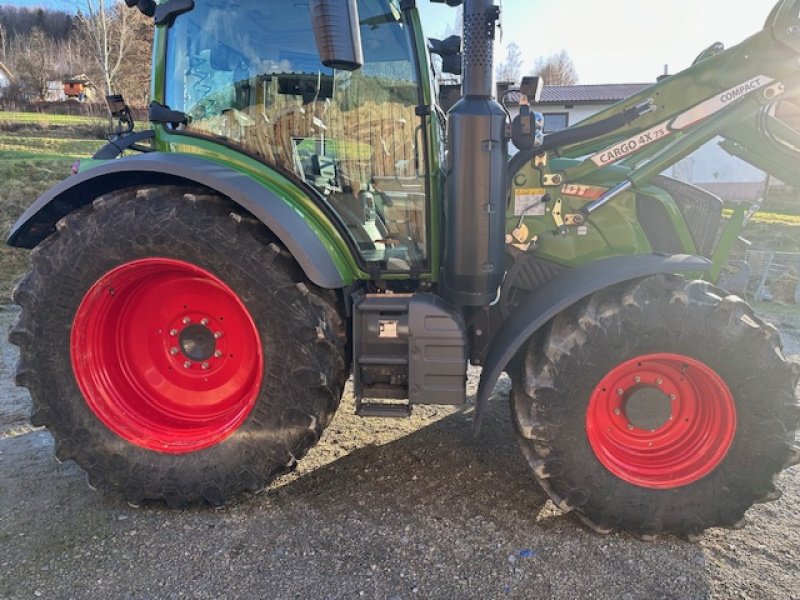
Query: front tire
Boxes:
[
  {"xmin": 10, "ymin": 186, "xmax": 348, "ymax": 507},
  {"xmin": 512, "ymin": 275, "xmax": 799, "ymax": 538}
]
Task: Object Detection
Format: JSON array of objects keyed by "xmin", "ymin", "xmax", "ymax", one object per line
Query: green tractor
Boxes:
[{"xmin": 9, "ymin": 0, "xmax": 800, "ymax": 539}]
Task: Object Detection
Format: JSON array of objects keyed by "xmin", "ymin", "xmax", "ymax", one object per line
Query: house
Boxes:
[
  {"xmin": 500, "ymin": 82, "xmax": 651, "ymax": 133},
  {"xmin": 499, "ymin": 81, "xmax": 769, "ymax": 204},
  {"xmin": 46, "ymin": 80, "xmax": 66, "ymax": 102},
  {"xmin": 63, "ymin": 75, "xmax": 97, "ymax": 102},
  {"xmin": 0, "ymin": 62, "xmax": 14, "ymax": 96}
]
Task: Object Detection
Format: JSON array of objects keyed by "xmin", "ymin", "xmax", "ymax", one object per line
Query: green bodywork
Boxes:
[{"xmin": 136, "ymin": 0, "xmax": 800, "ymax": 285}]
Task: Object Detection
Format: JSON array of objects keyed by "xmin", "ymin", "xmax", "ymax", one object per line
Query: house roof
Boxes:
[
  {"xmin": 503, "ymin": 83, "xmax": 652, "ymax": 106},
  {"xmin": 539, "ymin": 83, "xmax": 652, "ymax": 104},
  {"xmin": 64, "ymin": 74, "xmax": 95, "ymax": 86}
]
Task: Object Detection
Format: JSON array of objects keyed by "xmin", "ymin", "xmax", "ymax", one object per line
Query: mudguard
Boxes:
[
  {"xmin": 473, "ymin": 253, "xmax": 711, "ymax": 433},
  {"xmin": 7, "ymin": 153, "xmax": 350, "ymax": 289}
]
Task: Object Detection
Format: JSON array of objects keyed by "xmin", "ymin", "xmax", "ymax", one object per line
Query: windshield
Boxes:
[{"xmin": 164, "ymin": 0, "xmax": 428, "ymax": 273}]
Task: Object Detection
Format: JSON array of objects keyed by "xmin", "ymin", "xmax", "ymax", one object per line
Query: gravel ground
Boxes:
[{"xmin": 1, "ymin": 305, "xmax": 798, "ymax": 600}]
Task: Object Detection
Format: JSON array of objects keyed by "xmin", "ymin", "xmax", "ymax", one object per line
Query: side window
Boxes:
[{"xmin": 165, "ymin": 0, "xmax": 428, "ymax": 273}]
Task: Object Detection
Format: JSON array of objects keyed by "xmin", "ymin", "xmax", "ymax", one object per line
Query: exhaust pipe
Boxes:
[{"xmin": 440, "ymin": 0, "xmax": 507, "ymax": 307}]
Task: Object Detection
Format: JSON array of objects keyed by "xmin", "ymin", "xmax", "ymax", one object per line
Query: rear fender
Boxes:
[
  {"xmin": 7, "ymin": 153, "xmax": 353, "ymax": 289},
  {"xmin": 474, "ymin": 253, "xmax": 711, "ymax": 433}
]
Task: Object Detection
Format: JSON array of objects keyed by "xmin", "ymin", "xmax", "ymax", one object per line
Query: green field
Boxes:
[
  {"xmin": 0, "ymin": 133, "xmax": 104, "ymax": 161},
  {"xmin": 0, "ymin": 111, "xmax": 105, "ymax": 127},
  {"xmin": 0, "ymin": 112, "xmax": 109, "ymax": 300}
]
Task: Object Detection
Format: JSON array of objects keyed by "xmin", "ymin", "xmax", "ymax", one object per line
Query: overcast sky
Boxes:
[{"xmin": 2, "ymin": 0, "xmax": 784, "ymax": 84}]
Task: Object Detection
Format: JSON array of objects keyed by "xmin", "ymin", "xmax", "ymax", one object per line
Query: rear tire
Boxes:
[
  {"xmin": 10, "ymin": 186, "xmax": 348, "ymax": 507},
  {"xmin": 512, "ymin": 275, "xmax": 799, "ymax": 539}
]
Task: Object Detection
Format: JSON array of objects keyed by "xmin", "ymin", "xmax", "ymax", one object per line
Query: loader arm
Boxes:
[
  {"xmin": 552, "ymin": 0, "xmax": 800, "ymax": 166},
  {"xmin": 717, "ymin": 104, "xmax": 800, "ymax": 188},
  {"xmin": 507, "ymin": 0, "xmax": 800, "ymax": 203},
  {"xmin": 502, "ymin": 0, "xmax": 800, "ymax": 283}
]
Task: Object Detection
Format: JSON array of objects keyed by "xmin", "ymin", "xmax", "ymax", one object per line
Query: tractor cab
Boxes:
[{"xmin": 160, "ymin": 0, "xmax": 435, "ymax": 273}]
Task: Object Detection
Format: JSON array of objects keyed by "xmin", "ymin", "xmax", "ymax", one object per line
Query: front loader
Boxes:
[{"xmin": 7, "ymin": 0, "xmax": 800, "ymax": 538}]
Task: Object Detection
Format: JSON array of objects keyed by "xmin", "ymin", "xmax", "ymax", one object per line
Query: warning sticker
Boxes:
[
  {"xmin": 514, "ymin": 188, "xmax": 547, "ymax": 216},
  {"xmin": 590, "ymin": 121, "xmax": 671, "ymax": 167},
  {"xmin": 561, "ymin": 183, "xmax": 607, "ymax": 200},
  {"xmin": 671, "ymin": 75, "xmax": 773, "ymax": 130}
]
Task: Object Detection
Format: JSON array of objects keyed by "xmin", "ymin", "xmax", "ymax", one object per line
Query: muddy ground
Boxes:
[{"xmin": 1, "ymin": 306, "xmax": 798, "ymax": 600}]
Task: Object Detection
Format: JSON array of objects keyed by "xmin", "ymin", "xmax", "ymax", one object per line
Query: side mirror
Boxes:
[
  {"xmin": 309, "ymin": 0, "xmax": 364, "ymax": 71},
  {"xmin": 430, "ymin": 36, "xmax": 462, "ymax": 76},
  {"xmin": 106, "ymin": 94, "xmax": 135, "ymax": 136}
]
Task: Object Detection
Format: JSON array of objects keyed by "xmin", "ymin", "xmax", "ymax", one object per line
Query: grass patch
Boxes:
[
  {"xmin": 723, "ymin": 208, "xmax": 800, "ymax": 227},
  {"xmin": 764, "ymin": 190, "xmax": 800, "ymax": 217},
  {"xmin": 0, "ymin": 117, "xmax": 112, "ymax": 301},
  {"xmin": 738, "ymin": 221, "xmax": 800, "ymax": 254},
  {"xmin": 0, "ymin": 111, "xmax": 105, "ymax": 127},
  {"xmin": 0, "ymin": 112, "xmax": 110, "ymax": 140},
  {"xmin": 0, "ymin": 134, "xmax": 103, "ymax": 160},
  {"xmin": 0, "ymin": 156, "xmax": 73, "ymax": 302}
]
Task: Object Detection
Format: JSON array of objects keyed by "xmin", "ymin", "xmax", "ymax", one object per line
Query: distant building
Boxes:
[
  {"xmin": 63, "ymin": 75, "xmax": 97, "ymax": 102},
  {"xmin": 0, "ymin": 62, "xmax": 14, "ymax": 96},
  {"xmin": 499, "ymin": 82, "xmax": 769, "ymax": 203},
  {"xmin": 46, "ymin": 80, "xmax": 66, "ymax": 102},
  {"xmin": 503, "ymin": 82, "xmax": 651, "ymax": 133}
]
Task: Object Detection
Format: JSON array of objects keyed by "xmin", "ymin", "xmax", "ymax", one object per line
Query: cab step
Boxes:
[
  {"xmin": 352, "ymin": 292, "xmax": 468, "ymax": 417},
  {"xmin": 355, "ymin": 401, "xmax": 412, "ymax": 419}
]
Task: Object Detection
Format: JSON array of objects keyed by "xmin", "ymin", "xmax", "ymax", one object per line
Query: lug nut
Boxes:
[
  {"xmin": 201, "ymin": 362, "xmax": 210, "ymax": 370},
  {"xmin": 616, "ymin": 388, "xmax": 624, "ymax": 396},
  {"xmin": 169, "ymin": 329, "xmax": 178, "ymax": 336},
  {"xmin": 627, "ymin": 424, "xmax": 634, "ymax": 430},
  {"xmin": 214, "ymin": 350, "xmax": 223, "ymax": 358},
  {"xmin": 214, "ymin": 331, "xmax": 223, "ymax": 339},
  {"xmin": 614, "ymin": 408, "xmax": 621, "ymax": 416},
  {"xmin": 200, "ymin": 318, "xmax": 209, "ymax": 325},
  {"xmin": 169, "ymin": 347, "xmax": 179, "ymax": 356},
  {"xmin": 656, "ymin": 378, "xmax": 663, "ymax": 385},
  {"xmin": 634, "ymin": 376, "xmax": 641, "ymax": 383},
  {"xmin": 183, "ymin": 361, "xmax": 192, "ymax": 369},
  {"xmin": 182, "ymin": 317, "xmax": 191, "ymax": 325},
  {"xmin": 669, "ymin": 394, "xmax": 677, "ymax": 400}
]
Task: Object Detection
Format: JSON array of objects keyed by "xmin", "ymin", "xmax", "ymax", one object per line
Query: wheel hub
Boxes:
[
  {"xmin": 623, "ymin": 386, "xmax": 672, "ymax": 431},
  {"xmin": 70, "ymin": 258, "xmax": 263, "ymax": 454},
  {"xmin": 178, "ymin": 323, "xmax": 217, "ymax": 362},
  {"xmin": 586, "ymin": 353, "xmax": 736, "ymax": 489}
]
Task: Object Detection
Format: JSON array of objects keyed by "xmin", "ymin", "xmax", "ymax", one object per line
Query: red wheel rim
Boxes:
[
  {"xmin": 70, "ymin": 258, "xmax": 263, "ymax": 454},
  {"xmin": 586, "ymin": 353, "xmax": 736, "ymax": 489}
]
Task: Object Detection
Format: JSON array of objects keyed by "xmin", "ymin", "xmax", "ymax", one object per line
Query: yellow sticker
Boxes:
[{"xmin": 514, "ymin": 188, "xmax": 547, "ymax": 217}]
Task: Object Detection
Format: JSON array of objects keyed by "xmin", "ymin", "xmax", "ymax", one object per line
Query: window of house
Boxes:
[{"xmin": 543, "ymin": 113, "xmax": 569, "ymax": 133}]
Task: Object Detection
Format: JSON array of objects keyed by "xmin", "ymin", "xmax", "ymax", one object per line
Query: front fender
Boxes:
[
  {"xmin": 8, "ymin": 153, "xmax": 354, "ymax": 289},
  {"xmin": 474, "ymin": 253, "xmax": 711, "ymax": 433}
]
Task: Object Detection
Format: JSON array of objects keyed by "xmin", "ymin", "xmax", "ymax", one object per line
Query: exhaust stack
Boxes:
[{"xmin": 440, "ymin": 0, "xmax": 507, "ymax": 307}]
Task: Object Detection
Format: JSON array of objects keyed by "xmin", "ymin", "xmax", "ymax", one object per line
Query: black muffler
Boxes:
[{"xmin": 440, "ymin": 0, "xmax": 507, "ymax": 307}]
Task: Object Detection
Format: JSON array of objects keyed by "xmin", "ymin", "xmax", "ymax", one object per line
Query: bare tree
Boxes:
[
  {"xmin": 0, "ymin": 23, "xmax": 6, "ymax": 63},
  {"xmin": 76, "ymin": 0, "xmax": 133, "ymax": 96},
  {"xmin": 113, "ymin": 8, "xmax": 152, "ymax": 106},
  {"xmin": 531, "ymin": 50, "xmax": 578, "ymax": 86},
  {"xmin": 496, "ymin": 42, "xmax": 522, "ymax": 83},
  {"xmin": 14, "ymin": 26, "xmax": 59, "ymax": 100}
]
